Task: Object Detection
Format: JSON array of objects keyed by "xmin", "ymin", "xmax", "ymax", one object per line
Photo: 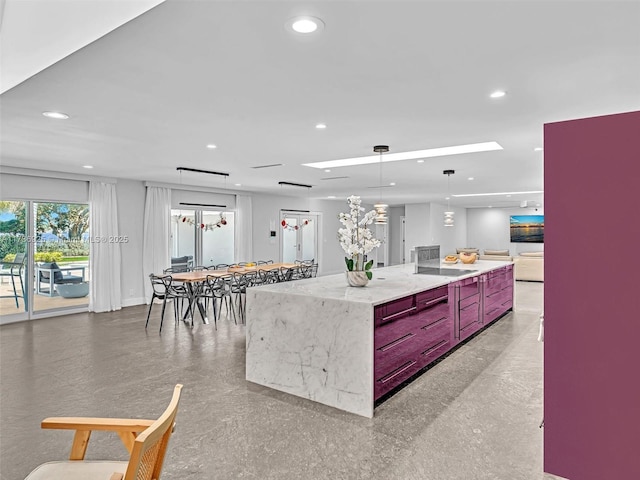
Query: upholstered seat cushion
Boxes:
[
  {"xmin": 484, "ymin": 249, "xmax": 510, "ymax": 256},
  {"xmin": 24, "ymin": 460, "xmax": 127, "ymax": 480},
  {"xmin": 519, "ymin": 251, "xmax": 544, "ymax": 257}
]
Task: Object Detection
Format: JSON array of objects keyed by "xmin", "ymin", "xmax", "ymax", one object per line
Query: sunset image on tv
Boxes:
[{"xmin": 510, "ymin": 215, "xmax": 544, "ymax": 243}]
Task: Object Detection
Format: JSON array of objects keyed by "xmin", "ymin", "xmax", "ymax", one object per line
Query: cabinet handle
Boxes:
[
  {"xmin": 378, "ymin": 361, "xmax": 417, "ymax": 384},
  {"xmin": 419, "ymin": 295, "xmax": 448, "ymax": 309},
  {"xmin": 421, "ymin": 339, "xmax": 448, "ymax": 357},
  {"xmin": 382, "ymin": 306, "xmax": 417, "ymax": 323},
  {"xmin": 378, "ymin": 333, "xmax": 415, "ymax": 352},
  {"xmin": 421, "ymin": 316, "xmax": 448, "ymax": 330},
  {"xmin": 461, "ymin": 302, "xmax": 478, "ymax": 312}
]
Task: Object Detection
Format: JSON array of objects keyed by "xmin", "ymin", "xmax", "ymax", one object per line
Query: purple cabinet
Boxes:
[
  {"xmin": 482, "ymin": 265, "xmax": 514, "ymax": 325},
  {"xmin": 374, "ymin": 284, "xmax": 453, "ymax": 400},
  {"xmin": 374, "ymin": 266, "xmax": 514, "ymax": 403}
]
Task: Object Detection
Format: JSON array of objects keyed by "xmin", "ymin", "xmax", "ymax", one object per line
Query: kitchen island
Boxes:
[{"xmin": 245, "ymin": 261, "xmax": 514, "ymax": 417}]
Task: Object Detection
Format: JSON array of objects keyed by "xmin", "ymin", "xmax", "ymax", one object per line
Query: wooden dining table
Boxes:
[
  {"xmin": 166, "ymin": 263, "xmax": 299, "ymax": 326},
  {"xmin": 168, "ymin": 263, "xmax": 299, "ymax": 283}
]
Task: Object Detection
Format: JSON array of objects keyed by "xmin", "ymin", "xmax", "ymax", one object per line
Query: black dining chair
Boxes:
[{"xmin": 145, "ymin": 274, "xmax": 173, "ymax": 333}]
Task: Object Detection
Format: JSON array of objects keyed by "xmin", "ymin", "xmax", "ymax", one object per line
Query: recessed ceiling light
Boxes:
[
  {"xmin": 417, "ymin": 159, "xmax": 425, "ymax": 163},
  {"xmin": 316, "ymin": 123, "xmax": 327, "ymax": 129},
  {"xmin": 42, "ymin": 111, "xmax": 69, "ymax": 119},
  {"xmin": 234, "ymin": 183, "xmax": 242, "ymax": 187},
  {"xmin": 490, "ymin": 90, "xmax": 506, "ymax": 98},
  {"xmin": 488, "ymin": 206, "xmax": 493, "ymax": 208},
  {"xmin": 534, "ymin": 147, "xmax": 543, "ymax": 151},
  {"xmin": 327, "ymin": 195, "xmax": 336, "ymax": 199},
  {"xmin": 206, "ymin": 144, "xmax": 217, "ymax": 149},
  {"xmin": 468, "ymin": 177, "xmax": 474, "ymax": 181},
  {"xmin": 303, "ymin": 142, "xmax": 503, "ymax": 169},
  {"xmin": 452, "ymin": 190, "xmax": 543, "ymax": 198},
  {"xmin": 287, "ymin": 16, "xmax": 325, "ymax": 34},
  {"xmin": 83, "ymin": 165, "xmax": 93, "ymax": 169},
  {"xmin": 324, "ymin": 169, "xmax": 331, "ymax": 172},
  {"xmin": 506, "ymin": 194, "xmax": 512, "ymax": 197},
  {"xmin": 389, "ymin": 182, "xmax": 396, "ymax": 186}
]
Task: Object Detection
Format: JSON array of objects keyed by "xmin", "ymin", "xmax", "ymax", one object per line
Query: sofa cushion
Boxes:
[
  {"xmin": 484, "ymin": 249, "xmax": 510, "ymax": 256},
  {"xmin": 520, "ymin": 251, "xmax": 544, "ymax": 258},
  {"xmin": 456, "ymin": 248, "xmax": 479, "ymax": 254}
]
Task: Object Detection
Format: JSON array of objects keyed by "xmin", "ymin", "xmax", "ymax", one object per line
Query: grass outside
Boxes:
[{"xmin": 58, "ymin": 256, "xmax": 89, "ymax": 263}]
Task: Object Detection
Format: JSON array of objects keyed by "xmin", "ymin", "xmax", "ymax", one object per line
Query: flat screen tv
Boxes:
[{"xmin": 510, "ymin": 215, "xmax": 544, "ymax": 243}]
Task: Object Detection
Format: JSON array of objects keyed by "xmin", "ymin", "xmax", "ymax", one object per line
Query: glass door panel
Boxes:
[
  {"xmin": 171, "ymin": 209, "xmax": 196, "ymax": 268},
  {"xmin": 281, "ymin": 217, "xmax": 298, "ymax": 263},
  {"xmin": 32, "ymin": 202, "xmax": 90, "ymax": 314},
  {"xmin": 202, "ymin": 211, "xmax": 234, "ymax": 266},
  {"xmin": 301, "ymin": 217, "xmax": 316, "ymax": 261},
  {"xmin": 0, "ymin": 201, "xmax": 28, "ymax": 319}
]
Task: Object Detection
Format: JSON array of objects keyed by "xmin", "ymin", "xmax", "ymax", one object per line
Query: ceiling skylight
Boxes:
[
  {"xmin": 302, "ymin": 142, "xmax": 503, "ymax": 169},
  {"xmin": 452, "ymin": 190, "xmax": 543, "ymax": 197}
]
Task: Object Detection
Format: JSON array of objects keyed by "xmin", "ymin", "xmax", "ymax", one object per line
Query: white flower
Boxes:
[{"xmin": 337, "ymin": 195, "xmax": 382, "ymax": 270}]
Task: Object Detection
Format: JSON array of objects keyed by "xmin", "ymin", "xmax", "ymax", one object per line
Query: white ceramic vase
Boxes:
[{"xmin": 346, "ymin": 270, "xmax": 369, "ymax": 287}]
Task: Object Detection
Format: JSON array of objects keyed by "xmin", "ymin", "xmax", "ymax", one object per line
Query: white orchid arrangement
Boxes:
[{"xmin": 338, "ymin": 195, "xmax": 381, "ymax": 279}]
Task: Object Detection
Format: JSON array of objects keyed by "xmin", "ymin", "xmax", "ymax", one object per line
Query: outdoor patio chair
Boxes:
[
  {"xmin": 24, "ymin": 384, "xmax": 183, "ymax": 480},
  {"xmin": 0, "ymin": 252, "xmax": 26, "ymax": 308}
]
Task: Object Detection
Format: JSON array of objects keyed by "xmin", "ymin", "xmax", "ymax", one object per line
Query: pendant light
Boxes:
[
  {"xmin": 443, "ymin": 169, "xmax": 455, "ymax": 227},
  {"xmin": 373, "ymin": 145, "xmax": 389, "ymax": 224}
]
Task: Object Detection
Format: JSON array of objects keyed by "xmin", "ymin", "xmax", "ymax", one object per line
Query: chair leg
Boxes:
[
  {"xmin": 145, "ymin": 295, "xmax": 156, "ymax": 329},
  {"xmin": 159, "ymin": 298, "xmax": 167, "ymax": 333},
  {"xmin": 10, "ymin": 275, "xmax": 18, "ymax": 308}
]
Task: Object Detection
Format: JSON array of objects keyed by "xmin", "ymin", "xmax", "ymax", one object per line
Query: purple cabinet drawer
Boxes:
[
  {"xmin": 415, "ymin": 285, "xmax": 448, "ymax": 311},
  {"xmin": 374, "ymin": 359, "xmax": 422, "ymax": 400},
  {"xmin": 375, "ymin": 296, "xmax": 416, "ymax": 327},
  {"xmin": 459, "ymin": 295, "xmax": 480, "ymax": 330},
  {"xmin": 458, "ymin": 277, "xmax": 480, "ymax": 300},
  {"xmin": 418, "ymin": 336, "xmax": 452, "ymax": 369}
]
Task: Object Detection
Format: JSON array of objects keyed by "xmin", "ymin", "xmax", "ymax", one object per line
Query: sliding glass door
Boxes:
[
  {"xmin": 171, "ymin": 209, "xmax": 235, "ymax": 267},
  {"xmin": 0, "ymin": 200, "xmax": 90, "ymax": 323}
]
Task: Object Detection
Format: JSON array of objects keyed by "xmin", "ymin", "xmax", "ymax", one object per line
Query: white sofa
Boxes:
[{"xmin": 514, "ymin": 251, "xmax": 544, "ymax": 281}]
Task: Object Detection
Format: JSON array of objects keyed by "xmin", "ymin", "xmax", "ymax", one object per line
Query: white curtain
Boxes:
[
  {"xmin": 235, "ymin": 194, "xmax": 253, "ymax": 262},
  {"xmin": 89, "ymin": 181, "xmax": 122, "ymax": 313},
  {"xmin": 142, "ymin": 187, "xmax": 171, "ymax": 302}
]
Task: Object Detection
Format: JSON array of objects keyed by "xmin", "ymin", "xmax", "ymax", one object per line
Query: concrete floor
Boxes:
[{"xmin": 0, "ymin": 281, "xmax": 561, "ymax": 479}]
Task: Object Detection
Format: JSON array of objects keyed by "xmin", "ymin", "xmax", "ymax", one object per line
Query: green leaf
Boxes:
[
  {"xmin": 345, "ymin": 257, "xmax": 354, "ymax": 271},
  {"xmin": 366, "ymin": 271, "xmax": 373, "ymax": 280},
  {"xmin": 364, "ymin": 260, "xmax": 374, "ymax": 270}
]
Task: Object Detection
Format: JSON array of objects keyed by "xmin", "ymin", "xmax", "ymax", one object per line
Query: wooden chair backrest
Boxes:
[{"xmin": 124, "ymin": 384, "xmax": 183, "ymax": 480}]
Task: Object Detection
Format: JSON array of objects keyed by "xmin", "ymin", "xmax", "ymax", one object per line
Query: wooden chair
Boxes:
[{"xmin": 24, "ymin": 384, "xmax": 183, "ymax": 480}]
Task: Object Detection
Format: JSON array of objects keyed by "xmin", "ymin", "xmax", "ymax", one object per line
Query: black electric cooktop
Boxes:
[{"xmin": 415, "ymin": 267, "xmax": 477, "ymax": 277}]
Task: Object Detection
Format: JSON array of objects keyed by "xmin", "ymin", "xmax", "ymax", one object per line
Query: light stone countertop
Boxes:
[{"xmin": 253, "ymin": 260, "xmax": 513, "ymax": 306}]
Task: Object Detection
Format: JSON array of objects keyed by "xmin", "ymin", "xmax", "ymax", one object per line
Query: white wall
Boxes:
[
  {"xmin": 250, "ymin": 193, "xmax": 347, "ymax": 276},
  {"xmin": 467, "ymin": 207, "xmax": 545, "ymax": 255},
  {"xmin": 404, "ymin": 203, "xmax": 430, "ymax": 263},
  {"xmin": 116, "ymin": 179, "xmax": 146, "ymax": 307},
  {"xmin": 404, "ymin": 202, "xmax": 468, "ymax": 259},
  {"xmin": 388, "ymin": 206, "xmax": 405, "ymax": 265},
  {"xmin": 429, "ymin": 202, "xmax": 468, "ymax": 256}
]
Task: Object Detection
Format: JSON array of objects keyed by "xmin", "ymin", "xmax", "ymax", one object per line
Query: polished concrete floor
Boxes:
[{"xmin": 1, "ymin": 281, "xmax": 560, "ymax": 479}]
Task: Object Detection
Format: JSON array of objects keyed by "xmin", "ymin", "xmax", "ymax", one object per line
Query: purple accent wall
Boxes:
[{"xmin": 544, "ymin": 111, "xmax": 640, "ymax": 479}]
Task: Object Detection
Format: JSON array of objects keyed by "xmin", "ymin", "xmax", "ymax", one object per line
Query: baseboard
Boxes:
[{"xmin": 122, "ymin": 297, "xmax": 146, "ymax": 308}]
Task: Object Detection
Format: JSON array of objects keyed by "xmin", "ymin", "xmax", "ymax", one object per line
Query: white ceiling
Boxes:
[{"xmin": 1, "ymin": 0, "xmax": 639, "ymax": 209}]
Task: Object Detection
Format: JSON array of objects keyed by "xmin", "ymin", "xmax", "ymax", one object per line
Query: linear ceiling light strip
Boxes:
[
  {"xmin": 278, "ymin": 181, "xmax": 313, "ymax": 188},
  {"xmin": 176, "ymin": 167, "xmax": 230, "ymax": 177}
]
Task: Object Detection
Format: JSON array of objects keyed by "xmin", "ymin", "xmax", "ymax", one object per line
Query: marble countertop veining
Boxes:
[{"xmin": 251, "ymin": 260, "xmax": 513, "ymax": 306}]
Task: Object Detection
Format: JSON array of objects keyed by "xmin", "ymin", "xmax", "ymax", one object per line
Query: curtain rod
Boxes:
[{"xmin": 179, "ymin": 202, "xmax": 227, "ymax": 208}]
